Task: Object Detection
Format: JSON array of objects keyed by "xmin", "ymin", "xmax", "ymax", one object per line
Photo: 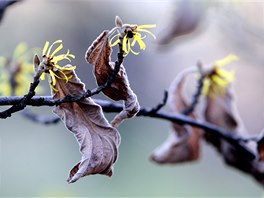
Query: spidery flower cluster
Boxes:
[
  {"xmin": 40, "ymin": 40, "xmax": 76, "ymax": 92},
  {"xmin": 203, "ymin": 54, "xmax": 239, "ymax": 97},
  {"xmin": 0, "ymin": 43, "xmax": 40, "ymax": 96},
  {"xmin": 109, "ymin": 16, "xmax": 156, "ymax": 56}
]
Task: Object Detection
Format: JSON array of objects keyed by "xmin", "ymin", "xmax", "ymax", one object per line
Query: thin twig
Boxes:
[
  {"xmin": 149, "ymin": 90, "xmax": 168, "ymax": 113},
  {"xmin": 182, "ymin": 61, "xmax": 204, "ymax": 115},
  {"xmin": 0, "ymin": 71, "xmax": 42, "ymax": 118}
]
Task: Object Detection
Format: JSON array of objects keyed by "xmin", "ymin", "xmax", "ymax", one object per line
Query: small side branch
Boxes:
[
  {"xmin": 148, "ymin": 91, "xmax": 168, "ymax": 114},
  {"xmin": 182, "ymin": 61, "xmax": 204, "ymax": 115},
  {"xmin": 0, "ymin": 71, "xmax": 41, "ymax": 118}
]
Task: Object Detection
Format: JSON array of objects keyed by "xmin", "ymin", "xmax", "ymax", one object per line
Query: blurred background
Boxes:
[{"xmin": 0, "ymin": 0, "xmax": 264, "ymax": 197}]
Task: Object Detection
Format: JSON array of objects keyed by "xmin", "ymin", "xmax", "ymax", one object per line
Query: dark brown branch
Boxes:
[{"xmin": 0, "ymin": 95, "xmax": 257, "ymax": 160}]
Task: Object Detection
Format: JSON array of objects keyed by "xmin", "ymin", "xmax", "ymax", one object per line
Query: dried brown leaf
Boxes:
[
  {"xmin": 52, "ymin": 67, "xmax": 121, "ymax": 183},
  {"xmin": 86, "ymin": 31, "xmax": 140, "ymax": 128},
  {"xmin": 204, "ymin": 86, "xmax": 239, "ymax": 150},
  {"xmin": 151, "ymin": 68, "xmax": 202, "ymax": 164},
  {"xmin": 203, "ymin": 84, "xmax": 250, "ymax": 151},
  {"xmin": 203, "ymin": 82, "xmax": 263, "ymax": 179},
  {"xmin": 204, "ymin": 87, "xmax": 239, "ymax": 131}
]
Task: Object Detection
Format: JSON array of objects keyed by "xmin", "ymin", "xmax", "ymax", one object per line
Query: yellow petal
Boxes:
[
  {"xmin": 51, "ymin": 70, "xmax": 64, "ymax": 80},
  {"xmin": 211, "ymin": 75, "xmax": 228, "ymax": 87},
  {"xmin": 42, "ymin": 41, "xmax": 50, "ymax": 56},
  {"xmin": 52, "ymin": 55, "xmax": 66, "ymax": 63},
  {"xmin": 13, "ymin": 42, "xmax": 28, "ymax": 58},
  {"xmin": 216, "ymin": 69, "xmax": 234, "ymax": 82},
  {"xmin": 15, "ymin": 73, "xmax": 29, "ymax": 85},
  {"xmin": 63, "ymin": 49, "xmax": 75, "ymax": 59},
  {"xmin": 58, "ymin": 70, "xmax": 69, "ymax": 82},
  {"xmin": 36, "ymin": 85, "xmax": 43, "ymax": 94},
  {"xmin": 3, "ymin": 85, "xmax": 12, "ymax": 96},
  {"xmin": 133, "ymin": 34, "xmax": 146, "ymax": 50},
  {"xmin": 137, "ymin": 28, "xmax": 156, "ymax": 39},
  {"xmin": 67, "ymin": 75, "xmax": 73, "ymax": 80},
  {"xmin": 130, "ymin": 48, "xmax": 140, "ymax": 55},
  {"xmin": 138, "ymin": 24, "xmax": 156, "ymax": 29},
  {"xmin": 52, "ymin": 51, "xmax": 75, "ymax": 63},
  {"xmin": 46, "ymin": 40, "xmax": 62, "ymax": 56},
  {"xmin": 50, "ymin": 43, "xmax": 63, "ymax": 57},
  {"xmin": 68, "ymin": 53, "xmax": 75, "ymax": 59},
  {"xmin": 40, "ymin": 73, "xmax": 45, "ymax": 80},
  {"xmin": 54, "ymin": 64, "xmax": 63, "ymax": 70},
  {"xmin": 214, "ymin": 54, "xmax": 239, "ymax": 67},
  {"xmin": 122, "ymin": 35, "xmax": 129, "ymax": 54},
  {"xmin": 49, "ymin": 70, "xmax": 57, "ymax": 86},
  {"xmin": 131, "ymin": 33, "xmax": 147, "ymax": 48},
  {"xmin": 61, "ymin": 65, "xmax": 76, "ymax": 71},
  {"xmin": 109, "ymin": 33, "xmax": 121, "ymax": 47},
  {"xmin": 50, "ymin": 83, "xmax": 58, "ymax": 92},
  {"xmin": 22, "ymin": 63, "xmax": 34, "ymax": 73},
  {"xmin": 127, "ymin": 38, "xmax": 139, "ymax": 55},
  {"xmin": 202, "ymin": 78, "xmax": 210, "ymax": 96},
  {"xmin": 0, "ymin": 56, "xmax": 7, "ymax": 66}
]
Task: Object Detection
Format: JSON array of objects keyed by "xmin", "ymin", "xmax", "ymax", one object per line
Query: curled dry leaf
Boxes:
[
  {"xmin": 151, "ymin": 67, "xmax": 202, "ymax": 164},
  {"xmin": 86, "ymin": 31, "xmax": 140, "ymax": 128},
  {"xmin": 204, "ymin": 85, "xmax": 240, "ymax": 151},
  {"xmin": 204, "ymin": 86, "xmax": 239, "ymax": 131},
  {"xmin": 52, "ymin": 67, "xmax": 121, "ymax": 183},
  {"xmin": 203, "ymin": 84, "xmax": 252, "ymax": 156}
]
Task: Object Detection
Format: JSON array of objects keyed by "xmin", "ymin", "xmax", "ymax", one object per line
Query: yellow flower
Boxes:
[
  {"xmin": 40, "ymin": 40, "xmax": 76, "ymax": 92},
  {"xmin": 110, "ymin": 24, "xmax": 156, "ymax": 56},
  {"xmin": 0, "ymin": 67, "xmax": 11, "ymax": 96},
  {"xmin": 0, "ymin": 42, "xmax": 41, "ymax": 96},
  {"xmin": 0, "ymin": 57, "xmax": 9, "ymax": 93},
  {"xmin": 203, "ymin": 54, "xmax": 239, "ymax": 97}
]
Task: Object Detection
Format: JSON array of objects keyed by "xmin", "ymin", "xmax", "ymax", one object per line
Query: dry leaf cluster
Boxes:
[{"xmin": 32, "ymin": 25, "xmax": 139, "ymax": 183}]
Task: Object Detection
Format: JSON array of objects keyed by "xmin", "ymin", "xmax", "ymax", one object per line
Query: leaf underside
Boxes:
[{"xmin": 52, "ymin": 68, "xmax": 120, "ymax": 183}]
